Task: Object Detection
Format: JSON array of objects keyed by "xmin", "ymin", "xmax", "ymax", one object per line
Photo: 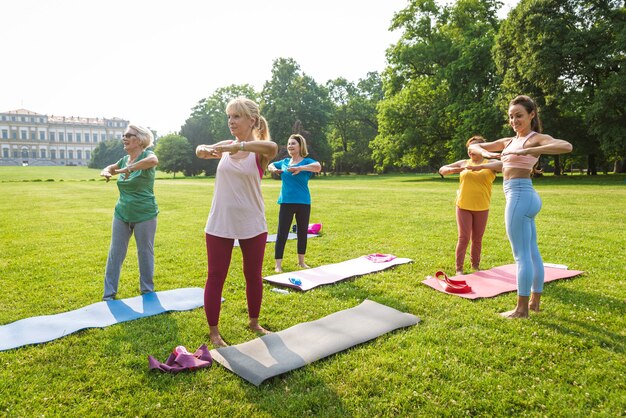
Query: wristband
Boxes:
[{"xmin": 239, "ymin": 142, "xmax": 245, "ymax": 151}]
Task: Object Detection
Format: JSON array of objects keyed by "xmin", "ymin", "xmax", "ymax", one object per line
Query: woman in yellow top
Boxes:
[{"xmin": 439, "ymin": 136, "xmax": 498, "ymax": 276}]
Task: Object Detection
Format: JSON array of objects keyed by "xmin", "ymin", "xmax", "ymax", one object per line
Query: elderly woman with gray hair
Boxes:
[{"xmin": 100, "ymin": 124, "xmax": 159, "ymax": 301}]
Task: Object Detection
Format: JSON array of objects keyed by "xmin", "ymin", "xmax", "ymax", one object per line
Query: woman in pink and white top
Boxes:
[
  {"xmin": 468, "ymin": 95, "xmax": 572, "ymax": 319},
  {"xmin": 196, "ymin": 97, "xmax": 278, "ymax": 347}
]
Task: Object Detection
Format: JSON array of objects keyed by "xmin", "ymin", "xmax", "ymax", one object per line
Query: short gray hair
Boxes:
[{"xmin": 128, "ymin": 124, "xmax": 154, "ymax": 149}]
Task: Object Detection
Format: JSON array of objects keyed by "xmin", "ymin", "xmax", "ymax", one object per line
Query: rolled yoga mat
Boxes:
[
  {"xmin": 0, "ymin": 287, "xmax": 205, "ymax": 351},
  {"xmin": 234, "ymin": 233, "xmax": 318, "ymax": 247},
  {"xmin": 210, "ymin": 299, "xmax": 420, "ymax": 386},
  {"xmin": 422, "ymin": 263, "xmax": 583, "ymax": 299},
  {"xmin": 263, "ymin": 254, "xmax": 412, "ymax": 291}
]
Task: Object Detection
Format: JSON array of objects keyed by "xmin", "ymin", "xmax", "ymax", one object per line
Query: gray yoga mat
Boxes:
[
  {"xmin": 210, "ymin": 299, "xmax": 420, "ymax": 386},
  {"xmin": 0, "ymin": 288, "xmax": 205, "ymax": 351}
]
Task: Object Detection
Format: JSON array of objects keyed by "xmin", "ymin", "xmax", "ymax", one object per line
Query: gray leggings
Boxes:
[{"xmin": 103, "ymin": 216, "xmax": 157, "ymax": 300}]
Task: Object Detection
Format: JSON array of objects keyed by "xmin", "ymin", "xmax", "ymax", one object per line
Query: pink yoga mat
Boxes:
[{"xmin": 422, "ymin": 264, "xmax": 583, "ymax": 299}]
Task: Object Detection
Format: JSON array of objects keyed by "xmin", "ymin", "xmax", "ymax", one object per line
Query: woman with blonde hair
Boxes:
[
  {"xmin": 100, "ymin": 124, "xmax": 159, "ymax": 300},
  {"xmin": 196, "ymin": 97, "xmax": 278, "ymax": 347},
  {"xmin": 268, "ymin": 134, "xmax": 321, "ymax": 272}
]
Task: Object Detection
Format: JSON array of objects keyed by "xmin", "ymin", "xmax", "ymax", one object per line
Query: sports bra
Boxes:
[{"xmin": 501, "ymin": 131, "xmax": 539, "ymax": 170}]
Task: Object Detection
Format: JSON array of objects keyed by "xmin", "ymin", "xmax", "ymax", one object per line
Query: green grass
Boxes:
[{"xmin": 0, "ymin": 168, "xmax": 624, "ymax": 417}]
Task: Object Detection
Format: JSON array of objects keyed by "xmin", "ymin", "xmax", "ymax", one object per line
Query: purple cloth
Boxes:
[{"xmin": 149, "ymin": 345, "xmax": 213, "ymax": 373}]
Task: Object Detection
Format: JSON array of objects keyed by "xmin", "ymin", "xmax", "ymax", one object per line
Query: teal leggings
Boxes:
[{"xmin": 504, "ymin": 179, "xmax": 543, "ymax": 296}]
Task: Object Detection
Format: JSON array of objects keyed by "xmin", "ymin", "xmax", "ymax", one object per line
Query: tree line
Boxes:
[{"xmin": 91, "ymin": 0, "xmax": 625, "ymax": 175}]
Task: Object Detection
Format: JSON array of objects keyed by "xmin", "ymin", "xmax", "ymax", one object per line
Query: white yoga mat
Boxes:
[
  {"xmin": 263, "ymin": 254, "xmax": 413, "ymax": 291},
  {"xmin": 0, "ymin": 288, "xmax": 205, "ymax": 351},
  {"xmin": 234, "ymin": 233, "xmax": 318, "ymax": 247},
  {"xmin": 210, "ymin": 299, "xmax": 420, "ymax": 386}
]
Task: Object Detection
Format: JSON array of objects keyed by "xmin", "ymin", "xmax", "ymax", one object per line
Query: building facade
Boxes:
[{"xmin": 0, "ymin": 109, "xmax": 129, "ymax": 166}]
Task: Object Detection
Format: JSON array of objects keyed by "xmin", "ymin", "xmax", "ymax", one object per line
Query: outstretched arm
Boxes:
[
  {"xmin": 465, "ymin": 160, "xmax": 503, "ymax": 172},
  {"xmin": 100, "ymin": 162, "xmax": 120, "ymax": 182},
  {"xmin": 115, "ymin": 153, "xmax": 158, "ymax": 176},
  {"xmin": 468, "ymin": 138, "xmax": 510, "ymax": 159},
  {"xmin": 287, "ymin": 161, "xmax": 322, "ymax": 176},
  {"xmin": 439, "ymin": 160, "xmax": 466, "ymax": 176},
  {"xmin": 196, "ymin": 140, "xmax": 233, "ymax": 159},
  {"xmin": 505, "ymin": 134, "xmax": 573, "ymax": 157}
]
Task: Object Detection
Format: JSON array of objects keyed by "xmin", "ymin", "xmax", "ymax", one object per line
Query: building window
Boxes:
[
  {"xmin": 31, "ymin": 150, "xmax": 36, "ymax": 158},
  {"xmin": 39, "ymin": 131, "xmax": 46, "ymax": 140},
  {"xmin": 50, "ymin": 132, "xmax": 56, "ymax": 141},
  {"xmin": 85, "ymin": 133, "xmax": 90, "ymax": 142},
  {"xmin": 77, "ymin": 150, "xmax": 82, "ymax": 159},
  {"xmin": 2, "ymin": 148, "xmax": 8, "ymax": 158},
  {"xmin": 1, "ymin": 130, "xmax": 7, "ymax": 139},
  {"xmin": 68, "ymin": 150, "xmax": 74, "ymax": 159},
  {"xmin": 86, "ymin": 150, "xmax": 91, "ymax": 160},
  {"xmin": 31, "ymin": 131, "xmax": 36, "ymax": 140},
  {"xmin": 21, "ymin": 131, "xmax": 27, "ymax": 140},
  {"xmin": 101, "ymin": 134, "xmax": 106, "ymax": 141},
  {"xmin": 68, "ymin": 133, "xmax": 73, "ymax": 142},
  {"xmin": 60, "ymin": 149, "xmax": 65, "ymax": 159},
  {"xmin": 13, "ymin": 150, "xmax": 18, "ymax": 158},
  {"xmin": 40, "ymin": 149, "xmax": 46, "ymax": 158},
  {"xmin": 76, "ymin": 133, "xmax": 81, "ymax": 142},
  {"xmin": 51, "ymin": 149, "xmax": 56, "ymax": 159},
  {"xmin": 59, "ymin": 132, "xmax": 64, "ymax": 142}
]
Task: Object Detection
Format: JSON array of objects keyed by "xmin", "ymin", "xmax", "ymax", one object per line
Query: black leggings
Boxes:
[{"xmin": 275, "ymin": 203, "xmax": 311, "ymax": 259}]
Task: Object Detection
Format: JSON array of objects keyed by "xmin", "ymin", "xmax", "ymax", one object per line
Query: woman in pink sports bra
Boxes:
[
  {"xmin": 468, "ymin": 95, "xmax": 572, "ymax": 319},
  {"xmin": 196, "ymin": 97, "xmax": 278, "ymax": 346}
]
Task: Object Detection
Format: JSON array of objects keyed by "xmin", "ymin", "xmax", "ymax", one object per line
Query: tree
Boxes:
[
  {"xmin": 180, "ymin": 84, "xmax": 257, "ymax": 176},
  {"xmin": 154, "ymin": 134, "xmax": 193, "ymax": 177},
  {"xmin": 261, "ymin": 58, "xmax": 333, "ymax": 168},
  {"xmin": 327, "ymin": 72, "xmax": 383, "ymax": 173},
  {"xmin": 88, "ymin": 139, "xmax": 125, "ymax": 169},
  {"xmin": 494, "ymin": 0, "xmax": 625, "ymax": 174},
  {"xmin": 372, "ymin": 0, "xmax": 503, "ymax": 172}
]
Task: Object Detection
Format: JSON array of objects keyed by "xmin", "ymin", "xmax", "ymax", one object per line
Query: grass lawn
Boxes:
[{"xmin": 0, "ymin": 167, "xmax": 624, "ymax": 417}]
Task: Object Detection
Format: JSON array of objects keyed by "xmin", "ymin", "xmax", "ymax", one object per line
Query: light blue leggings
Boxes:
[
  {"xmin": 504, "ymin": 179, "xmax": 543, "ymax": 296},
  {"xmin": 103, "ymin": 216, "xmax": 157, "ymax": 300}
]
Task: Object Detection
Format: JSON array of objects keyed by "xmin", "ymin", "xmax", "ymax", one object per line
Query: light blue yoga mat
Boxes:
[{"xmin": 0, "ymin": 287, "xmax": 205, "ymax": 351}]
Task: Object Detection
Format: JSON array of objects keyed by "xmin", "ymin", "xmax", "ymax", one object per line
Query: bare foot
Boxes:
[
  {"xmin": 298, "ymin": 263, "xmax": 310, "ymax": 269},
  {"xmin": 529, "ymin": 293, "xmax": 541, "ymax": 312},
  {"xmin": 455, "ymin": 270, "xmax": 464, "ymax": 276},
  {"xmin": 275, "ymin": 267, "xmax": 283, "ymax": 273},
  {"xmin": 209, "ymin": 333, "xmax": 228, "ymax": 347},
  {"xmin": 499, "ymin": 309, "xmax": 529, "ymax": 319},
  {"xmin": 249, "ymin": 323, "xmax": 272, "ymax": 335}
]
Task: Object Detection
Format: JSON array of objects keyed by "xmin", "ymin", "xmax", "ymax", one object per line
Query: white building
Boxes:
[{"xmin": 0, "ymin": 109, "xmax": 129, "ymax": 166}]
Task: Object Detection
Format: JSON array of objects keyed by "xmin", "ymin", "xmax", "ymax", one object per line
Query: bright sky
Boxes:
[{"xmin": 1, "ymin": 0, "xmax": 518, "ymax": 136}]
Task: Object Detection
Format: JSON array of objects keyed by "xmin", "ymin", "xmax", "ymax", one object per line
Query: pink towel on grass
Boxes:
[{"xmin": 149, "ymin": 345, "xmax": 212, "ymax": 373}]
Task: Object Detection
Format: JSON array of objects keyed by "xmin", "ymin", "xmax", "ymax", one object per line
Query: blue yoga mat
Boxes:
[{"xmin": 0, "ymin": 288, "xmax": 205, "ymax": 351}]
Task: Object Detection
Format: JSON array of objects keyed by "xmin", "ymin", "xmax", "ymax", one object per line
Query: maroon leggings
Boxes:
[
  {"xmin": 204, "ymin": 232, "xmax": 267, "ymax": 327},
  {"xmin": 455, "ymin": 207, "xmax": 489, "ymax": 272}
]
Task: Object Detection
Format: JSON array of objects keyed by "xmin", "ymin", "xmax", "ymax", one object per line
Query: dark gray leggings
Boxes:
[{"xmin": 274, "ymin": 203, "xmax": 311, "ymax": 259}]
